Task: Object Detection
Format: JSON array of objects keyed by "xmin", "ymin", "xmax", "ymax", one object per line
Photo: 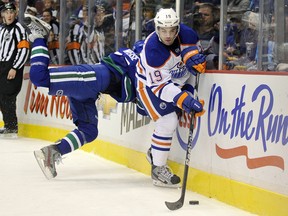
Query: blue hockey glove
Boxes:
[
  {"xmin": 181, "ymin": 85, "xmax": 206, "ymax": 116},
  {"xmin": 173, "ymin": 91, "xmax": 203, "ymax": 114},
  {"xmin": 195, "ymin": 99, "xmax": 205, "ymax": 117},
  {"xmin": 181, "ymin": 46, "xmax": 206, "ymax": 75}
]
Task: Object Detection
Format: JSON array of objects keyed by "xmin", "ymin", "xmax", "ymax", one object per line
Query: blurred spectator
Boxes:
[
  {"xmin": 27, "ymin": 0, "xmax": 35, "ymax": 7},
  {"xmin": 43, "ymin": 0, "xmax": 58, "ymax": 19},
  {"xmin": 63, "ymin": 0, "xmax": 78, "ymax": 38},
  {"xmin": 226, "ymin": 15, "xmax": 243, "ymax": 57},
  {"xmin": 74, "ymin": 0, "xmax": 87, "ymax": 20},
  {"xmin": 192, "ymin": 3, "xmax": 219, "ymax": 43},
  {"xmin": 0, "ymin": 1, "xmax": 4, "ymax": 29},
  {"xmin": 247, "ymin": 0, "xmax": 259, "ymax": 11},
  {"xmin": 35, "ymin": 0, "xmax": 44, "ymax": 15},
  {"xmin": 42, "ymin": 8, "xmax": 60, "ymax": 64},
  {"xmin": 123, "ymin": 0, "xmax": 142, "ymax": 48},
  {"xmin": 66, "ymin": 5, "xmax": 88, "ymax": 65},
  {"xmin": 266, "ymin": 14, "xmax": 276, "ymax": 71},
  {"xmin": 13, "ymin": 0, "xmax": 19, "ymax": 9},
  {"xmin": 154, "ymin": 0, "xmax": 175, "ymax": 11},
  {"xmin": 228, "ymin": 0, "xmax": 250, "ymax": 12},
  {"xmin": 88, "ymin": 5, "xmax": 106, "ymax": 64},
  {"xmin": 142, "ymin": 3, "xmax": 155, "ymax": 38},
  {"xmin": 192, "ymin": 3, "xmax": 220, "ymax": 69},
  {"xmin": 239, "ymin": 11, "xmax": 259, "ymax": 62},
  {"xmin": 248, "ymin": 0, "xmax": 275, "ymax": 14},
  {"xmin": 194, "ymin": 0, "xmax": 220, "ymax": 6},
  {"xmin": 226, "ymin": 11, "xmax": 259, "ymax": 70},
  {"xmin": 101, "ymin": 1, "xmax": 115, "ymax": 55}
]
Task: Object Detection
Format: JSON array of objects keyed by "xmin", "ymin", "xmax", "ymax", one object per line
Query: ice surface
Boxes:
[{"xmin": 0, "ymin": 137, "xmax": 256, "ymax": 216}]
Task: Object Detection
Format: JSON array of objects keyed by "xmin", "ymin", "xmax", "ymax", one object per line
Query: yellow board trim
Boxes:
[{"xmin": 4, "ymin": 122, "xmax": 287, "ymax": 216}]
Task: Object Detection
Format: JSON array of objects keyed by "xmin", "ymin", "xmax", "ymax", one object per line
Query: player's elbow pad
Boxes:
[{"xmin": 173, "ymin": 91, "xmax": 203, "ymax": 114}]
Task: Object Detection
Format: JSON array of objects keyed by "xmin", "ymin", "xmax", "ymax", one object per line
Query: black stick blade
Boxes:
[{"xmin": 165, "ymin": 199, "xmax": 184, "ymax": 211}]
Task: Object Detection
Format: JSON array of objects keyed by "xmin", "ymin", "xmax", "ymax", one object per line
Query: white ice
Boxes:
[{"xmin": 0, "ymin": 137, "xmax": 256, "ymax": 216}]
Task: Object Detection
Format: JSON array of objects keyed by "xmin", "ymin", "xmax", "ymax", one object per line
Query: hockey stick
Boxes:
[{"xmin": 165, "ymin": 73, "xmax": 200, "ymax": 211}]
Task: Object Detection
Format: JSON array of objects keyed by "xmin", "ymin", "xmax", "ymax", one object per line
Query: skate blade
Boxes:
[
  {"xmin": 152, "ymin": 180, "xmax": 181, "ymax": 188},
  {"xmin": 34, "ymin": 150, "xmax": 54, "ymax": 180}
]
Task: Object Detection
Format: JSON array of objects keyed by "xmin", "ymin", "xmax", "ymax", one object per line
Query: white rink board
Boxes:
[{"xmin": 6, "ymin": 67, "xmax": 288, "ymax": 197}]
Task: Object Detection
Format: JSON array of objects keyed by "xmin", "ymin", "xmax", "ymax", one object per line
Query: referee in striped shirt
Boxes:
[{"xmin": 0, "ymin": 2, "xmax": 30, "ymax": 137}]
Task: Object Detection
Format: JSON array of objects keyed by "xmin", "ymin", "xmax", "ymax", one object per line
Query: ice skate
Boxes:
[
  {"xmin": 34, "ymin": 144, "xmax": 62, "ymax": 180},
  {"xmin": 0, "ymin": 127, "xmax": 18, "ymax": 138},
  {"xmin": 23, "ymin": 13, "xmax": 51, "ymax": 42},
  {"xmin": 146, "ymin": 147, "xmax": 181, "ymax": 187},
  {"xmin": 151, "ymin": 165, "xmax": 181, "ymax": 188}
]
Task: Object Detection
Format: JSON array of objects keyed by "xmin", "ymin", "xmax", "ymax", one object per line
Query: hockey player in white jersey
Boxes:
[{"xmin": 136, "ymin": 8, "xmax": 206, "ymax": 187}]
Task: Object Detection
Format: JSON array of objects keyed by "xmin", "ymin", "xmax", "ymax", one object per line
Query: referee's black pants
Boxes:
[{"xmin": 0, "ymin": 93, "xmax": 18, "ymax": 131}]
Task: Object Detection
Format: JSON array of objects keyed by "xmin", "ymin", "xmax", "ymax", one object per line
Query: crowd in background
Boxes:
[{"xmin": 0, "ymin": 0, "xmax": 287, "ymax": 71}]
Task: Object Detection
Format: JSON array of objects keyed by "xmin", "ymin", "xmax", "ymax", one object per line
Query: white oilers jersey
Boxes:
[
  {"xmin": 137, "ymin": 24, "xmax": 200, "ymax": 103},
  {"xmin": 138, "ymin": 35, "xmax": 189, "ymax": 87},
  {"xmin": 169, "ymin": 57, "xmax": 190, "ymax": 86}
]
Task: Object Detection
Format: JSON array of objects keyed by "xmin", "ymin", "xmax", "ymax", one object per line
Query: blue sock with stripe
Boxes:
[{"xmin": 57, "ymin": 129, "xmax": 86, "ymax": 155}]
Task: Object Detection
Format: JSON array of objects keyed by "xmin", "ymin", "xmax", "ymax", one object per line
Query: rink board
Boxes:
[{"xmin": 1, "ymin": 67, "xmax": 287, "ymax": 216}]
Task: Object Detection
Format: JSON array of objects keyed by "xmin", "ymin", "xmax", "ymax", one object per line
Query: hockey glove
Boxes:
[
  {"xmin": 173, "ymin": 91, "xmax": 203, "ymax": 114},
  {"xmin": 195, "ymin": 99, "xmax": 205, "ymax": 117},
  {"xmin": 181, "ymin": 46, "xmax": 206, "ymax": 75},
  {"xmin": 181, "ymin": 84, "xmax": 206, "ymax": 117}
]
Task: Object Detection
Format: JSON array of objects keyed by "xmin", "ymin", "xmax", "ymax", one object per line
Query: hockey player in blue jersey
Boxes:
[
  {"xmin": 24, "ymin": 14, "xmax": 139, "ymax": 180},
  {"xmin": 136, "ymin": 8, "xmax": 206, "ymax": 187}
]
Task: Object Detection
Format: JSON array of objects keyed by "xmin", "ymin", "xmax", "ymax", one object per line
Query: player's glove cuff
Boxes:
[
  {"xmin": 195, "ymin": 99, "xmax": 205, "ymax": 117},
  {"xmin": 173, "ymin": 91, "xmax": 203, "ymax": 114}
]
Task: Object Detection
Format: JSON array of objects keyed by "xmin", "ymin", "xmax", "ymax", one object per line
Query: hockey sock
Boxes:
[
  {"xmin": 56, "ymin": 129, "xmax": 86, "ymax": 155},
  {"xmin": 151, "ymin": 131, "xmax": 172, "ymax": 166},
  {"xmin": 151, "ymin": 112, "xmax": 178, "ymax": 166}
]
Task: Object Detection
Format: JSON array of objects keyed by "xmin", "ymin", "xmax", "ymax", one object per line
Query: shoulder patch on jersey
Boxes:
[
  {"xmin": 145, "ymin": 33, "xmax": 170, "ymax": 68},
  {"xmin": 178, "ymin": 24, "xmax": 199, "ymax": 45}
]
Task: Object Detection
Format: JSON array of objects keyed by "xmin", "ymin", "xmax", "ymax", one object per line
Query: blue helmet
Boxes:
[{"xmin": 133, "ymin": 40, "xmax": 145, "ymax": 55}]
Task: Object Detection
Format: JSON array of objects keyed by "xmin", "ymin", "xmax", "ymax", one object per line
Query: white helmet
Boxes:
[{"xmin": 154, "ymin": 8, "xmax": 180, "ymax": 31}]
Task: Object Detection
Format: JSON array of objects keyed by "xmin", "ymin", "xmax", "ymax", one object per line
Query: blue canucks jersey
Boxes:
[{"xmin": 101, "ymin": 48, "xmax": 139, "ymax": 102}]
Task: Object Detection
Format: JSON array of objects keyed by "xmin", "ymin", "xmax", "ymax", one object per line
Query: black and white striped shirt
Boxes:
[{"xmin": 0, "ymin": 20, "xmax": 30, "ymax": 69}]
